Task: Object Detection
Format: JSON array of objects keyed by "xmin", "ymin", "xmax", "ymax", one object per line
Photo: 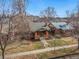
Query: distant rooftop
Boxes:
[{"xmin": 51, "ymin": 22, "xmax": 73, "ymax": 30}]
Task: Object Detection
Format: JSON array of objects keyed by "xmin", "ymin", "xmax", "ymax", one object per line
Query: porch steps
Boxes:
[{"xmin": 40, "ymin": 37, "xmax": 49, "ymax": 48}]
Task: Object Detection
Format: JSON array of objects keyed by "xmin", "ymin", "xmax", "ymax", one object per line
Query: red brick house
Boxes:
[{"xmin": 29, "ymin": 22, "xmax": 50, "ymax": 40}]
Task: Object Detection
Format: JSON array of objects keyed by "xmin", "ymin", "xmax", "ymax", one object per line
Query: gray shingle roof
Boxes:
[{"xmin": 29, "ymin": 22, "xmax": 50, "ymax": 32}]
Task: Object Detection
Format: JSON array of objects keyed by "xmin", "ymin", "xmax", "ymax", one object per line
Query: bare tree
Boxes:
[
  {"xmin": 0, "ymin": 12, "xmax": 12, "ymax": 59},
  {"xmin": 12, "ymin": 0, "xmax": 28, "ymax": 14},
  {"xmin": 76, "ymin": 1, "xmax": 79, "ymax": 17},
  {"xmin": 40, "ymin": 7, "xmax": 57, "ymax": 23},
  {"xmin": 0, "ymin": 0, "xmax": 13, "ymax": 59},
  {"xmin": 66, "ymin": 10, "xmax": 70, "ymax": 17},
  {"xmin": 72, "ymin": 1, "xmax": 79, "ymax": 49},
  {"xmin": 12, "ymin": 0, "xmax": 31, "ymax": 40},
  {"xmin": 69, "ymin": 2, "xmax": 79, "ymax": 49},
  {"xmin": 40, "ymin": 7, "xmax": 56, "ymax": 18}
]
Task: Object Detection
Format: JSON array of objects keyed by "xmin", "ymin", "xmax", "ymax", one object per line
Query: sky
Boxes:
[
  {"xmin": 0, "ymin": 0, "xmax": 78, "ymax": 17},
  {"xmin": 27, "ymin": 0, "xmax": 78, "ymax": 17}
]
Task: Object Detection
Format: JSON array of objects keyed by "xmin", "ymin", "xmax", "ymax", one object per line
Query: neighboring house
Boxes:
[
  {"xmin": 51, "ymin": 22, "xmax": 73, "ymax": 30},
  {"xmin": 50, "ymin": 22, "xmax": 74, "ymax": 37},
  {"xmin": 39, "ymin": 17, "xmax": 68, "ymax": 22}
]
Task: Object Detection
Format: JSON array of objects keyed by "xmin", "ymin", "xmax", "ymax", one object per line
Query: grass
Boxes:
[
  {"xmin": 37, "ymin": 53, "xmax": 48, "ymax": 59},
  {"xmin": 48, "ymin": 37, "xmax": 77, "ymax": 47},
  {"xmin": 6, "ymin": 55, "xmax": 37, "ymax": 59},
  {"xmin": 36, "ymin": 48, "xmax": 77, "ymax": 59},
  {"xmin": 6, "ymin": 48, "xmax": 79, "ymax": 59},
  {"xmin": 3, "ymin": 41, "xmax": 44, "ymax": 55},
  {"xmin": 0, "ymin": 37, "xmax": 77, "ymax": 55},
  {"xmin": 33, "ymin": 42, "xmax": 43, "ymax": 50},
  {"xmin": 48, "ymin": 39, "xmax": 67, "ymax": 47}
]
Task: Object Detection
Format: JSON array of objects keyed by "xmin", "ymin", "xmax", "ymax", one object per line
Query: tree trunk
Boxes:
[
  {"xmin": 2, "ymin": 50, "xmax": 5, "ymax": 59},
  {"xmin": 78, "ymin": 38, "xmax": 79, "ymax": 49}
]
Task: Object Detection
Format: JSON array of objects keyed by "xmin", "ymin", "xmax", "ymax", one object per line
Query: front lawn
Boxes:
[
  {"xmin": 0, "ymin": 37, "xmax": 77, "ymax": 55},
  {"xmin": 36, "ymin": 48, "xmax": 77, "ymax": 59},
  {"xmin": 48, "ymin": 37, "xmax": 77, "ymax": 47},
  {"xmin": 5, "ymin": 41, "xmax": 44, "ymax": 54}
]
